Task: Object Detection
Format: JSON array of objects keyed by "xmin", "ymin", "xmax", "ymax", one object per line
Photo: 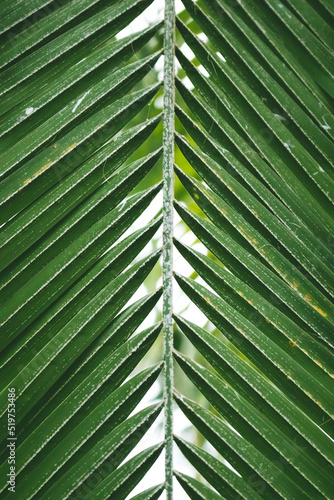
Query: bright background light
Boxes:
[{"xmin": 115, "ymin": 2, "xmax": 214, "ymax": 497}]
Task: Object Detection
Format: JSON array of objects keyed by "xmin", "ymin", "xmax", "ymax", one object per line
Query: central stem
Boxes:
[{"xmin": 162, "ymin": 0, "xmax": 175, "ymax": 498}]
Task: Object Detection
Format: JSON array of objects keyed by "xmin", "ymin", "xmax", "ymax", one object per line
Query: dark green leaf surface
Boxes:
[
  {"xmin": 22, "ymin": 405, "xmax": 162, "ymax": 498},
  {"xmin": 175, "ymin": 472, "xmax": 225, "ymax": 500},
  {"xmin": 174, "ymin": 316, "xmax": 334, "ymax": 465},
  {"xmin": 130, "ymin": 483, "xmax": 165, "ymax": 500},
  {"xmin": 1, "ymin": 0, "xmax": 333, "ymax": 497},
  {"xmin": 0, "ymin": 0, "xmax": 154, "ymax": 94},
  {"xmin": 175, "ymin": 435, "xmax": 267, "ymax": 499}
]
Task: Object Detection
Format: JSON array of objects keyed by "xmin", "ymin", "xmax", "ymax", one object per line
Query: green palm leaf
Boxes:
[{"xmin": 1, "ymin": 0, "xmax": 333, "ymax": 498}]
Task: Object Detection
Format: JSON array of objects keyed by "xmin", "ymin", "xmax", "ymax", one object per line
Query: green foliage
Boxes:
[{"xmin": 0, "ymin": 0, "xmax": 333, "ymax": 498}]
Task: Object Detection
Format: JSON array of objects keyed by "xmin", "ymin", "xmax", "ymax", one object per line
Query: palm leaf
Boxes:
[{"xmin": 1, "ymin": 0, "xmax": 333, "ymax": 498}]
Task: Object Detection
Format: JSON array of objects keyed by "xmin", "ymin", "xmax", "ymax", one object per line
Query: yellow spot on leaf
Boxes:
[
  {"xmin": 238, "ymin": 226, "xmax": 258, "ymax": 245},
  {"xmin": 23, "ymin": 161, "xmax": 54, "ymax": 187},
  {"xmin": 312, "ymin": 304, "xmax": 327, "ymax": 317},
  {"xmin": 303, "ymin": 294, "xmax": 327, "ymax": 316},
  {"xmin": 289, "ymin": 340, "xmax": 296, "ymax": 347},
  {"xmin": 61, "ymin": 143, "xmax": 77, "ymax": 155},
  {"xmin": 35, "ymin": 162, "xmax": 52, "ymax": 175}
]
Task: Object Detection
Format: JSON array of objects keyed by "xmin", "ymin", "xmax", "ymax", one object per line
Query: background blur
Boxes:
[{"xmin": 113, "ymin": 1, "xmax": 229, "ymax": 497}]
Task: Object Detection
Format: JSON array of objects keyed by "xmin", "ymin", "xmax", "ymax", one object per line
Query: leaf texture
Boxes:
[{"xmin": 1, "ymin": 0, "xmax": 333, "ymax": 498}]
